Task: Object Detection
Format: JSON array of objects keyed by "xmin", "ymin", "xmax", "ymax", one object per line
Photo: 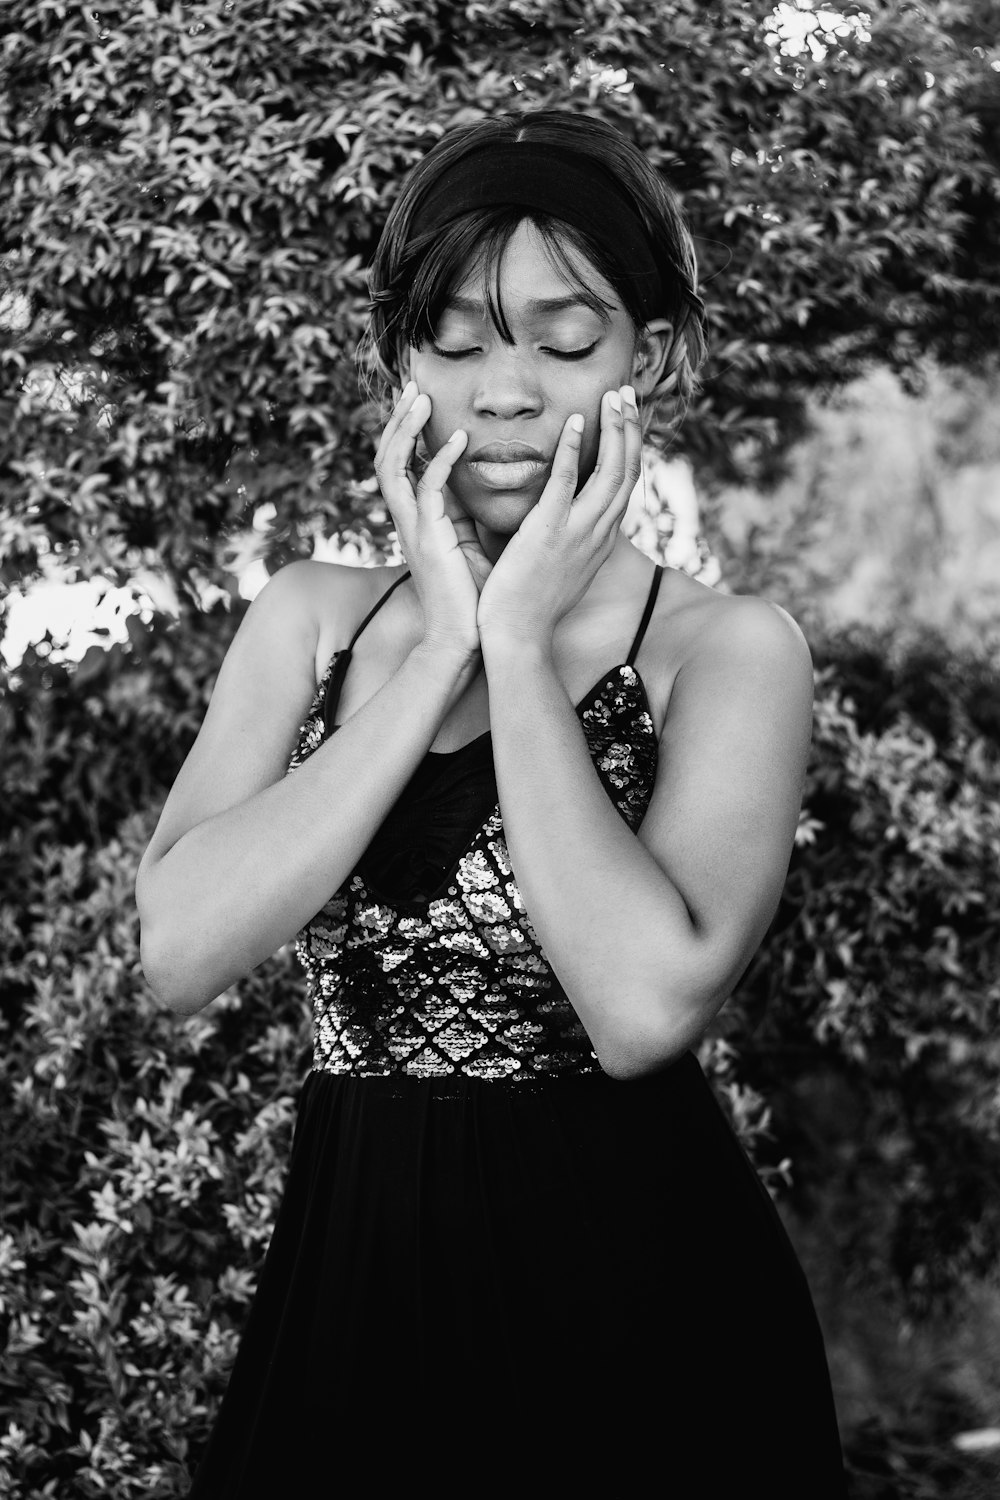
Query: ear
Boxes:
[{"xmin": 631, "ymin": 319, "xmax": 674, "ymax": 399}]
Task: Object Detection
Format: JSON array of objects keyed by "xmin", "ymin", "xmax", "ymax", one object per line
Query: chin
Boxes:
[{"xmin": 459, "ymin": 488, "xmax": 541, "ymax": 536}]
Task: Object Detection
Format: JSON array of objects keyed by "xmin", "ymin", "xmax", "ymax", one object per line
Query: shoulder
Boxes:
[
  {"xmin": 653, "ymin": 571, "xmax": 810, "ymax": 676},
  {"xmin": 645, "ymin": 573, "xmax": 813, "ymax": 739},
  {"xmin": 250, "ymin": 558, "xmax": 378, "ymax": 625},
  {"xmin": 251, "ymin": 559, "xmax": 409, "ymax": 686},
  {"xmin": 688, "ymin": 589, "xmax": 811, "ymax": 679}
]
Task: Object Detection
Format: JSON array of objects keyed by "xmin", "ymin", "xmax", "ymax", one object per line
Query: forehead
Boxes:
[{"xmin": 446, "ymin": 218, "xmax": 621, "ymax": 318}]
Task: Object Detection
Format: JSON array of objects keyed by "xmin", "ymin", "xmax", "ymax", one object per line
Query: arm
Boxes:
[
  {"xmin": 137, "ymin": 383, "xmax": 489, "ymax": 1016},
  {"xmin": 482, "ymin": 598, "xmax": 814, "ymax": 1079},
  {"xmin": 136, "ymin": 561, "xmax": 477, "ymax": 1015}
]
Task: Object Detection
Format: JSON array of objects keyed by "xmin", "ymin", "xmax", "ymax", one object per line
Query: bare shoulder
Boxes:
[
  {"xmin": 690, "ymin": 588, "xmax": 810, "ymax": 675},
  {"xmin": 137, "ymin": 560, "xmax": 410, "ymax": 875},
  {"xmin": 641, "ymin": 571, "xmax": 813, "ymax": 739},
  {"xmin": 658, "ymin": 572, "xmax": 810, "ymax": 678},
  {"xmin": 264, "ymin": 559, "xmax": 409, "ymax": 686},
  {"xmin": 257, "ymin": 557, "xmax": 374, "ymax": 632}
]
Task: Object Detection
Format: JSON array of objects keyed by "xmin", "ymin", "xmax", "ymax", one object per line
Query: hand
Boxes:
[
  {"xmin": 476, "ymin": 384, "xmax": 642, "ymax": 650},
  {"xmin": 374, "ymin": 381, "xmax": 492, "ymax": 659}
]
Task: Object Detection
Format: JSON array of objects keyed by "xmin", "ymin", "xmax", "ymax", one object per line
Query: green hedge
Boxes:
[{"xmin": 1, "ymin": 617, "xmax": 998, "ymax": 1496}]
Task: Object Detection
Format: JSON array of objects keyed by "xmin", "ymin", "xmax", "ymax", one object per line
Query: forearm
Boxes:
[
  {"xmin": 484, "ymin": 643, "xmax": 712, "ymax": 1077},
  {"xmin": 139, "ymin": 642, "xmax": 475, "ymax": 1013}
]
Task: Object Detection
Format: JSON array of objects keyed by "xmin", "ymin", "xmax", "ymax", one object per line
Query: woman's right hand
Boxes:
[{"xmin": 374, "ymin": 381, "xmax": 489, "ymax": 660}]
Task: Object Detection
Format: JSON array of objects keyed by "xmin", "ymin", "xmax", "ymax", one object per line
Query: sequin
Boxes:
[
  {"xmin": 463, "ymin": 890, "xmax": 512, "ymax": 924},
  {"xmin": 412, "ymin": 997, "xmax": 459, "ymax": 1029},
  {"xmin": 440, "ymin": 930, "xmax": 491, "ymax": 958},
  {"xmin": 405, "ymin": 1046, "xmax": 455, "ymax": 1078},
  {"xmin": 427, "ymin": 898, "xmax": 470, "ymax": 930},
  {"xmin": 288, "ymin": 665, "xmax": 657, "ymax": 1082},
  {"xmin": 456, "ymin": 850, "xmax": 496, "ymax": 892}
]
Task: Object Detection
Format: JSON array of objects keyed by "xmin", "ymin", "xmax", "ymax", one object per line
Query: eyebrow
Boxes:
[{"xmin": 444, "ymin": 293, "xmax": 611, "ymax": 321}]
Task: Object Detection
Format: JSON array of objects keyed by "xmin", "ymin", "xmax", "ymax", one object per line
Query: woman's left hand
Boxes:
[{"xmin": 476, "ymin": 384, "xmax": 642, "ymax": 651}]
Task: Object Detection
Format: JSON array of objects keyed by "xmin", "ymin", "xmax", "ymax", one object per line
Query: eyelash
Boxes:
[{"xmin": 430, "ymin": 342, "xmax": 599, "ymax": 362}]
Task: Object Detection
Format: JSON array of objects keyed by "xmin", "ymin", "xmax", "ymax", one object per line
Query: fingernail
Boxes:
[
  {"xmin": 569, "ymin": 414, "xmax": 585, "ymax": 434},
  {"xmin": 607, "ymin": 391, "xmax": 622, "ymax": 413},
  {"xmin": 401, "ymin": 379, "xmax": 416, "ymax": 398},
  {"xmin": 622, "ymin": 385, "xmax": 637, "ymax": 409}
]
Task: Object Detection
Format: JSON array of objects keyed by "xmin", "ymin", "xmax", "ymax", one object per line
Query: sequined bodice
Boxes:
[
  {"xmin": 289, "ymin": 658, "xmax": 657, "ymax": 1083},
  {"xmin": 287, "ymin": 560, "xmax": 664, "ymax": 1083}
]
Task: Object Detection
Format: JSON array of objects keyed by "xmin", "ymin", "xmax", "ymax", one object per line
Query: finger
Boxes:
[
  {"xmin": 441, "ymin": 484, "xmax": 480, "ymax": 546},
  {"xmin": 620, "ymin": 383, "xmax": 643, "ymax": 495},
  {"xmin": 416, "ymin": 428, "xmax": 469, "ymax": 501},
  {"xmin": 577, "ymin": 390, "xmax": 627, "ymax": 520},
  {"xmin": 374, "ymin": 379, "xmax": 419, "ymax": 467},
  {"xmin": 440, "ymin": 478, "xmax": 471, "ymax": 525},
  {"xmin": 377, "ymin": 391, "xmax": 432, "ymax": 492},
  {"xmin": 596, "ymin": 389, "xmax": 629, "ymax": 510},
  {"xmin": 537, "ymin": 412, "xmax": 584, "ymax": 520},
  {"xmin": 598, "ymin": 382, "xmax": 643, "ymax": 530}
]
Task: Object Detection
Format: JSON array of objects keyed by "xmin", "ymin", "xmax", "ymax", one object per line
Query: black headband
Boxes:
[{"xmin": 409, "ymin": 140, "xmax": 681, "ymax": 323}]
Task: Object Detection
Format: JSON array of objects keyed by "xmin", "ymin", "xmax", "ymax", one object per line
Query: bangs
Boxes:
[{"xmin": 398, "ymin": 210, "xmax": 621, "ymax": 350}]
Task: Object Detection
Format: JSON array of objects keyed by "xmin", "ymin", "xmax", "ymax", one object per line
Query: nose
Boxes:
[{"xmin": 472, "ymin": 347, "xmax": 543, "ymax": 421}]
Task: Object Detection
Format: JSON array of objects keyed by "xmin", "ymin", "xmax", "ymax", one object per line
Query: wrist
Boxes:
[
  {"xmin": 481, "ymin": 631, "xmax": 555, "ymax": 677},
  {"xmin": 411, "ymin": 634, "xmax": 482, "ymax": 682}
]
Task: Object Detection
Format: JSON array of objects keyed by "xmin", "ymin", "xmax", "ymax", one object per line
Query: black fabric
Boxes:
[
  {"xmin": 410, "ymin": 140, "xmax": 671, "ymax": 321},
  {"xmin": 354, "ymin": 731, "xmax": 497, "ymax": 903},
  {"xmin": 322, "ymin": 570, "xmax": 412, "ymax": 739},
  {"xmin": 324, "ymin": 565, "xmax": 665, "ymax": 907},
  {"xmin": 626, "ymin": 559, "xmax": 663, "ymax": 666},
  {"xmin": 190, "ymin": 1063, "xmax": 847, "ymax": 1496},
  {"xmin": 187, "ymin": 561, "xmax": 847, "ymax": 1496}
]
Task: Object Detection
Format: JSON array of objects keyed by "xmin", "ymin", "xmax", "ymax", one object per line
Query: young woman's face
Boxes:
[{"xmin": 405, "ymin": 220, "xmax": 645, "ymax": 535}]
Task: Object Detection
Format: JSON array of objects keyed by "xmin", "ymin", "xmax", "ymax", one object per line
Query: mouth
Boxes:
[
  {"xmin": 465, "ymin": 440, "xmax": 549, "ymax": 492},
  {"xmin": 467, "ymin": 441, "xmax": 547, "ymax": 463},
  {"xmin": 466, "ymin": 459, "xmax": 549, "ymax": 490}
]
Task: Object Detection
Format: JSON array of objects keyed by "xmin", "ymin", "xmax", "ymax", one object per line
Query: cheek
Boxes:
[{"xmin": 409, "ymin": 362, "xmax": 460, "ymax": 456}]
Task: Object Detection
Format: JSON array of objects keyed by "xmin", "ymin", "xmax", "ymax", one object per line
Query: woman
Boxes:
[{"xmin": 137, "ymin": 111, "xmax": 847, "ymax": 1495}]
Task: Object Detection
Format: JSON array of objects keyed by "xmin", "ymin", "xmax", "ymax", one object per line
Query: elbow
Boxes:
[
  {"xmin": 596, "ymin": 1039, "xmax": 688, "ymax": 1083},
  {"xmin": 138, "ymin": 925, "xmax": 218, "ymax": 1016},
  {"xmin": 136, "ymin": 870, "xmax": 225, "ymax": 1015},
  {"xmin": 592, "ymin": 981, "xmax": 727, "ymax": 1082}
]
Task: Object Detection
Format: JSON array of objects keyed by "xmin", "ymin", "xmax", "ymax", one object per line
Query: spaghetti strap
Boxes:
[
  {"xmin": 625, "ymin": 564, "xmax": 664, "ymax": 668},
  {"xmin": 323, "ymin": 570, "xmax": 412, "ymax": 736},
  {"xmin": 345, "ymin": 569, "xmax": 413, "ymax": 651}
]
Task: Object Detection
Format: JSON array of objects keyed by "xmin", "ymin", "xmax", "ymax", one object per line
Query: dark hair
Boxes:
[{"xmin": 359, "ymin": 110, "xmax": 708, "ymax": 425}]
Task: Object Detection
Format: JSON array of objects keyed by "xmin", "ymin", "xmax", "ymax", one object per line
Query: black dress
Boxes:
[{"xmin": 188, "ymin": 567, "xmax": 847, "ymax": 1497}]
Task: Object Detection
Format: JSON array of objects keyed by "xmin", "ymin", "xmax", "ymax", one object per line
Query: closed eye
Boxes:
[
  {"xmin": 430, "ymin": 341, "xmax": 599, "ymax": 361},
  {"xmin": 543, "ymin": 343, "xmax": 598, "ymax": 361}
]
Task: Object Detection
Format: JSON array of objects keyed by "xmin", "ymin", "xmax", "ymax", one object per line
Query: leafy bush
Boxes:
[
  {"xmin": 1, "ymin": 620, "xmax": 998, "ymax": 1495},
  {"xmin": 0, "ymin": 810, "xmax": 308, "ymax": 1497},
  {"xmin": 729, "ymin": 621, "xmax": 1000, "ymax": 1314},
  {"xmin": 2, "ymin": 0, "xmax": 998, "ymax": 602}
]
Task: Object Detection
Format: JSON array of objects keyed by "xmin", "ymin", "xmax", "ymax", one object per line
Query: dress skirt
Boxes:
[{"xmin": 188, "ymin": 1051, "xmax": 846, "ymax": 1496}]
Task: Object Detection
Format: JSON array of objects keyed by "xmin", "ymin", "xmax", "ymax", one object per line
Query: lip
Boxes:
[
  {"xmin": 466, "ymin": 458, "xmax": 549, "ymax": 491},
  {"xmin": 466, "ymin": 440, "xmax": 547, "ymax": 462}
]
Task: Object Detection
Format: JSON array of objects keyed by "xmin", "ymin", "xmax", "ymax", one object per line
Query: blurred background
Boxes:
[{"xmin": 2, "ymin": 2, "xmax": 999, "ymax": 1495}]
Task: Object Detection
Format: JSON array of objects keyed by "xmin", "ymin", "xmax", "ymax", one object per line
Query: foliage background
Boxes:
[{"xmin": 2, "ymin": 1, "xmax": 1000, "ymax": 1495}]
